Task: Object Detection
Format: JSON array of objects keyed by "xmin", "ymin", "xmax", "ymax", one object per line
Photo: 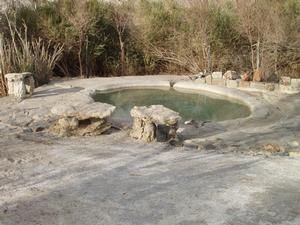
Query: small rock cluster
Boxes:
[
  {"xmin": 195, "ymin": 71, "xmax": 300, "ymax": 94},
  {"xmin": 47, "ymin": 90, "xmax": 183, "ymax": 141},
  {"xmin": 130, "ymin": 105, "xmax": 181, "ymax": 143}
]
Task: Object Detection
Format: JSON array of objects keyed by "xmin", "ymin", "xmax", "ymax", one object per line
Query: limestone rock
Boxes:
[
  {"xmin": 195, "ymin": 77, "xmax": 206, "ymax": 84},
  {"xmin": 51, "ymin": 102, "xmax": 115, "ymax": 120},
  {"xmin": 265, "ymin": 83, "xmax": 276, "ymax": 92},
  {"xmin": 223, "ymin": 71, "xmax": 240, "ymax": 80},
  {"xmin": 14, "ymin": 78, "xmax": 27, "ymax": 100},
  {"xmin": 212, "ymin": 72, "xmax": 223, "ymax": 79},
  {"xmin": 130, "ymin": 105, "xmax": 181, "ymax": 143},
  {"xmin": 239, "ymin": 80, "xmax": 250, "ymax": 88},
  {"xmin": 263, "ymin": 143, "xmax": 281, "ymax": 154},
  {"xmin": 131, "ymin": 105, "xmax": 181, "ymax": 126},
  {"xmin": 280, "ymin": 76, "xmax": 291, "ymax": 86},
  {"xmin": 205, "ymin": 75, "xmax": 213, "ymax": 85},
  {"xmin": 250, "ymin": 82, "xmax": 266, "ymax": 91},
  {"xmin": 212, "ymin": 78, "xmax": 226, "ymax": 86},
  {"xmin": 289, "ymin": 151, "xmax": 300, "ymax": 158},
  {"xmin": 5, "ymin": 72, "xmax": 35, "ymax": 99},
  {"xmin": 291, "ymin": 79, "xmax": 300, "ymax": 92},
  {"xmin": 130, "ymin": 118, "xmax": 156, "ymax": 142},
  {"xmin": 52, "ymin": 117, "xmax": 79, "ymax": 136},
  {"xmin": 50, "ymin": 98, "xmax": 115, "ymax": 137},
  {"xmin": 226, "ymin": 80, "xmax": 239, "ymax": 88}
]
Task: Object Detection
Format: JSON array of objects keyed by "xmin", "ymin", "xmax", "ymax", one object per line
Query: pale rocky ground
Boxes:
[{"xmin": 0, "ymin": 76, "xmax": 300, "ymax": 225}]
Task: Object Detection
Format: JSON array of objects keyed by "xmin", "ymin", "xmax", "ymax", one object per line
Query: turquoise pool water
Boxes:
[{"xmin": 94, "ymin": 88, "xmax": 251, "ymax": 122}]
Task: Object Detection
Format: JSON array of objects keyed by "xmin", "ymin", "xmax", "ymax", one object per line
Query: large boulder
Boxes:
[
  {"xmin": 50, "ymin": 97, "xmax": 115, "ymax": 137},
  {"xmin": 130, "ymin": 105, "xmax": 181, "ymax": 143}
]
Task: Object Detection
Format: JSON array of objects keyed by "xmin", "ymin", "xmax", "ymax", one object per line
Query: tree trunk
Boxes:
[
  {"xmin": 78, "ymin": 36, "xmax": 83, "ymax": 78},
  {"xmin": 274, "ymin": 44, "xmax": 278, "ymax": 77},
  {"xmin": 0, "ymin": 34, "xmax": 7, "ymax": 95},
  {"xmin": 120, "ymin": 41, "xmax": 125, "ymax": 76},
  {"xmin": 256, "ymin": 39, "xmax": 260, "ymax": 70},
  {"xmin": 207, "ymin": 44, "xmax": 211, "ymax": 73},
  {"xmin": 250, "ymin": 40, "xmax": 255, "ymax": 71},
  {"xmin": 118, "ymin": 31, "xmax": 125, "ymax": 76},
  {"xmin": 85, "ymin": 36, "xmax": 89, "ymax": 78}
]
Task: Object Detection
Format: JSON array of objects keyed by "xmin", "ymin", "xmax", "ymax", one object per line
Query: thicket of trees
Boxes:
[{"xmin": 0, "ymin": 0, "xmax": 299, "ymax": 95}]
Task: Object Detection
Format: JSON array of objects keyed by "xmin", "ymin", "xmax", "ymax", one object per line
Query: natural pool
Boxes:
[{"xmin": 93, "ymin": 88, "xmax": 251, "ymax": 123}]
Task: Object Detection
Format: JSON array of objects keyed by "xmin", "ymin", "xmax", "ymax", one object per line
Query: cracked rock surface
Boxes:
[{"xmin": 0, "ymin": 76, "xmax": 300, "ymax": 225}]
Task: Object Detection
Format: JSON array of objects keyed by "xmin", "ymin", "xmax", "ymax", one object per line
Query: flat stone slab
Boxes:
[
  {"xmin": 50, "ymin": 91, "xmax": 116, "ymax": 136},
  {"xmin": 51, "ymin": 102, "xmax": 116, "ymax": 120},
  {"xmin": 131, "ymin": 105, "xmax": 181, "ymax": 126}
]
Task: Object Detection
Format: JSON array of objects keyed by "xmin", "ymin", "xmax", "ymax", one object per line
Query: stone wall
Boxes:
[{"xmin": 195, "ymin": 74, "xmax": 300, "ymax": 94}]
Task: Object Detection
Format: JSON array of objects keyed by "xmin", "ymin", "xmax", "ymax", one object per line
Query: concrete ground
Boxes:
[{"xmin": 0, "ymin": 76, "xmax": 300, "ymax": 225}]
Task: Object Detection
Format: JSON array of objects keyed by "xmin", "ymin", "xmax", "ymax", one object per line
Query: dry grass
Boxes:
[{"xmin": 0, "ymin": 14, "xmax": 63, "ymax": 96}]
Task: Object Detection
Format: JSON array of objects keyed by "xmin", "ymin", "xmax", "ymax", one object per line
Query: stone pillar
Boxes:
[
  {"xmin": 130, "ymin": 105, "xmax": 181, "ymax": 143},
  {"xmin": 13, "ymin": 76, "xmax": 27, "ymax": 100},
  {"xmin": 4, "ymin": 73, "xmax": 17, "ymax": 96},
  {"xmin": 5, "ymin": 72, "xmax": 35, "ymax": 99}
]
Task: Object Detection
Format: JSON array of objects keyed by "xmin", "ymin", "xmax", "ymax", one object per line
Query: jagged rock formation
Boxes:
[
  {"xmin": 50, "ymin": 94, "xmax": 116, "ymax": 137},
  {"xmin": 130, "ymin": 105, "xmax": 181, "ymax": 143}
]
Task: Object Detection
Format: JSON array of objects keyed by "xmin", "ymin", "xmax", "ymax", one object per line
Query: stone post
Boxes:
[
  {"xmin": 130, "ymin": 105, "xmax": 181, "ymax": 143},
  {"xmin": 4, "ymin": 72, "xmax": 35, "ymax": 99}
]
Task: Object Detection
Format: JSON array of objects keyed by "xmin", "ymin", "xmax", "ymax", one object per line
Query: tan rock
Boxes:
[
  {"xmin": 205, "ymin": 75, "xmax": 213, "ymax": 85},
  {"xmin": 239, "ymin": 81, "xmax": 250, "ymax": 88},
  {"xmin": 50, "ymin": 98, "xmax": 115, "ymax": 137},
  {"xmin": 263, "ymin": 143, "xmax": 281, "ymax": 153},
  {"xmin": 223, "ymin": 71, "xmax": 240, "ymax": 80},
  {"xmin": 253, "ymin": 69, "xmax": 264, "ymax": 82},
  {"xmin": 241, "ymin": 72, "xmax": 251, "ymax": 81},
  {"xmin": 212, "ymin": 72, "xmax": 223, "ymax": 79},
  {"xmin": 280, "ymin": 76, "xmax": 291, "ymax": 86},
  {"xmin": 130, "ymin": 105, "xmax": 181, "ymax": 143},
  {"xmin": 131, "ymin": 105, "xmax": 181, "ymax": 126},
  {"xmin": 212, "ymin": 78, "xmax": 226, "ymax": 86},
  {"xmin": 289, "ymin": 151, "xmax": 300, "ymax": 158},
  {"xmin": 226, "ymin": 80, "xmax": 239, "ymax": 88},
  {"xmin": 5, "ymin": 72, "xmax": 35, "ymax": 99}
]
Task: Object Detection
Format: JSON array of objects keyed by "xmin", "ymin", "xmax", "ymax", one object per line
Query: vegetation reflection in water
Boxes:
[{"xmin": 94, "ymin": 89, "xmax": 251, "ymax": 123}]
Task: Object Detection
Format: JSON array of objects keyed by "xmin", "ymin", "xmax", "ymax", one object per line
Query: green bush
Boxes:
[{"xmin": 0, "ymin": 0, "xmax": 299, "ymax": 96}]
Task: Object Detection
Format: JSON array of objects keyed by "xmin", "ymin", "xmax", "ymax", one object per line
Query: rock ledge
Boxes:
[
  {"xmin": 130, "ymin": 105, "xmax": 181, "ymax": 142},
  {"xmin": 50, "ymin": 93, "xmax": 115, "ymax": 136}
]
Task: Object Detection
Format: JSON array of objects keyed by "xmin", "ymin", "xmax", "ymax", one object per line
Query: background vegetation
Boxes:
[{"xmin": 0, "ymin": 0, "xmax": 299, "ymax": 96}]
